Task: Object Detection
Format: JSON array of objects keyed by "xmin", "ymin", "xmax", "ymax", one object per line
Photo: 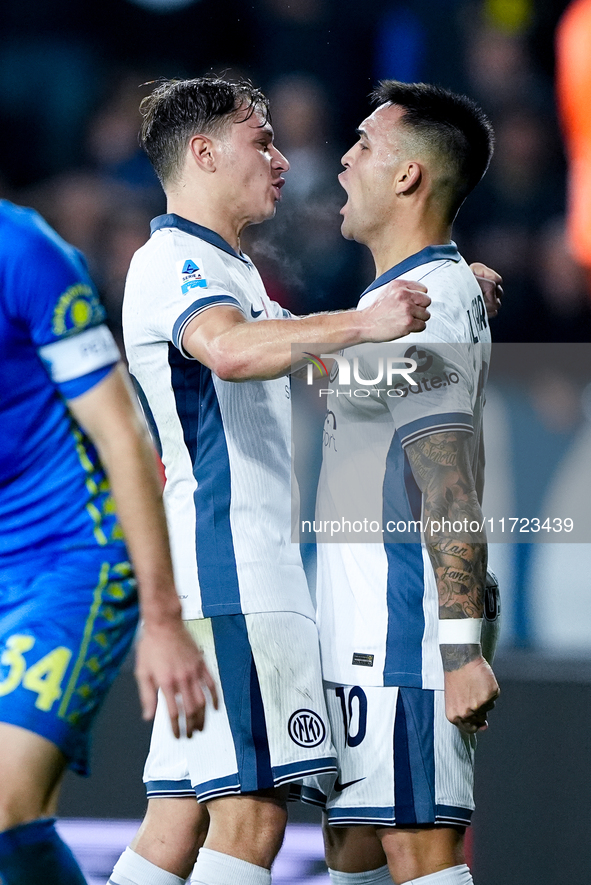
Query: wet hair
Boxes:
[
  {"xmin": 139, "ymin": 76, "xmax": 271, "ymax": 187},
  {"xmin": 371, "ymin": 80, "xmax": 494, "ymax": 220}
]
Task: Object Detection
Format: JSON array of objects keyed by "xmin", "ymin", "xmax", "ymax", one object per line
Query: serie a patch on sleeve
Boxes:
[{"xmin": 177, "ymin": 258, "xmax": 208, "ymax": 295}]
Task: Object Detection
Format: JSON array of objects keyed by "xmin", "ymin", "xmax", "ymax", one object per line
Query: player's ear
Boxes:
[
  {"xmin": 395, "ymin": 161, "xmax": 422, "ymax": 195},
  {"xmin": 189, "ymin": 134, "xmax": 217, "ymax": 173}
]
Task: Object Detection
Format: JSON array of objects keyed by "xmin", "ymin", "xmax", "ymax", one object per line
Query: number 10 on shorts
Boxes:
[
  {"xmin": 0, "ymin": 634, "xmax": 72, "ymax": 711},
  {"xmin": 335, "ymin": 686, "xmax": 368, "ymax": 747}
]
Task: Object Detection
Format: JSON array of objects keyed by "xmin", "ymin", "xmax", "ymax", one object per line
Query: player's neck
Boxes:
[
  {"xmin": 166, "ymin": 195, "xmax": 242, "ymax": 253},
  {"xmin": 370, "ymin": 216, "xmax": 452, "ymax": 278}
]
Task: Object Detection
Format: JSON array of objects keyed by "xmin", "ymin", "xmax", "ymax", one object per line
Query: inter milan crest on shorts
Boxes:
[{"xmin": 288, "ymin": 709, "xmax": 326, "ymax": 748}]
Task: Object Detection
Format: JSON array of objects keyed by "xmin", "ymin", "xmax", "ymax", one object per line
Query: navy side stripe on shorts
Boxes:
[
  {"xmin": 393, "ymin": 687, "xmax": 436, "ymax": 824},
  {"xmin": 210, "ymin": 615, "xmax": 274, "ymax": 793}
]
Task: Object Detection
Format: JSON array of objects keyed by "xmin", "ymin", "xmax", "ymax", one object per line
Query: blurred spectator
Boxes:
[
  {"xmin": 251, "ymin": 0, "xmax": 375, "ymax": 146},
  {"xmin": 21, "ymin": 171, "xmax": 153, "ymax": 346},
  {"xmin": 374, "ymin": 5, "xmax": 427, "ymax": 84},
  {"xmin": 85, "ymin": 71, "xmax": 162, "ymax": 201},
  {"xmin": 457, "ymin": 101, "xmax": 565, "ymax": 341},
  {"xmin": 0, "ymin": 36, "xmax": 101, "ymax": 186},
  {"xmin": 243, "ymin": 72, "xmax": 366, "ymax": 314},
  {"xmin": 373, "ymin": 0, "xmax": 467, "ymax": 91},
  {"xmin": 482, "ymin": 0, "xmax": 534, "ymax": 35},
  {"xmin": 464, "ymin": 24, "xmax": 542, "ymax": 110},
  {"xmin": 256, "ymin": 0, "xmax": 333, "ymax": 78},
  {"xmin": 22, "ymin": 172, "xmax": 121, "ymax": 273},
  {"xmin": 488, "ymin": 106, "xmax": 562, "ymax": 225},
  {"xmin": 455, "ymin": 5, "xmax": 569, "ymax": 343},
  {"xmin": 534, "ymin": 217, "xmax": 591, "ymax": 340},
  {"xmin": 268, "ymin": 74, "xmax": 335, "ymax": 203},
  {"xmin": 96, "ymin": 203, "xmax": 154, "ymax": 348}
]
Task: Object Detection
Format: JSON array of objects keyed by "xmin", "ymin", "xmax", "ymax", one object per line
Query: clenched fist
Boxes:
[
  {"xmin": 444, "ymin": 655, "xmax": 500, "ymax": 734},
  {"xmin": 360, "ymin": 279, "xmax": 431, "ymax": 341}
]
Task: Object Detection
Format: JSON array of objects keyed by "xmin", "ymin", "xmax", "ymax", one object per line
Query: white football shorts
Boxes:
[
  {"xmin": 143, "ymin": 611, "xmax": 337, "ymax": 802},
  {"xmin": 301, "ymin": 683, "xmax": 475, "ymax": 827}
]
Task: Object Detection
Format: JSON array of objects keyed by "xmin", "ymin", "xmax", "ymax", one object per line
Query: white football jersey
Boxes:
[
  {"xmin": 315, "ymin": 244, "xmax": 491, "ymax": 689},
  {"xmin": 123, "ymin": 214, "xmax": 314, "ymax": 621}
]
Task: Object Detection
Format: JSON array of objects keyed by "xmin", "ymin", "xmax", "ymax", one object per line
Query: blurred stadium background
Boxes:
[{"xmin": 2, "ymin": 0, "xmax": 590, "ymax": 882}]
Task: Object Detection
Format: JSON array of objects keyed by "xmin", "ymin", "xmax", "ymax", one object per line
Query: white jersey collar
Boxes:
[
  {"xmin": 361, "ymin": 243, "xmax": 461, "ymax": 300},
  {"xmin": 150, "ymin": 213, "xmax": 251, "ymax": 265}
]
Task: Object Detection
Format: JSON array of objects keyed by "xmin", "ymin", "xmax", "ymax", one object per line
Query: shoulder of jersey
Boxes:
[
  {"xmin": 129, "ymin": 227, "xmax": 211, "ymax": 277},
  {"xmin": 150, "ymin": 226, "xmax": 239, "ymax": 271},
  {"xmin": 0, "ymin": 201, "xmax": 65, "ymax": 261},
  {"xmin": 417, "ymin": 258, "xmax": 482, "ymax": 336}
]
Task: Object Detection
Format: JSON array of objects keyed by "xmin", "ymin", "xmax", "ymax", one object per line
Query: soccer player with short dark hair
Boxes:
[{"xmin": 305, "ymin": 81, "xmax": 500, "ymax": 885}]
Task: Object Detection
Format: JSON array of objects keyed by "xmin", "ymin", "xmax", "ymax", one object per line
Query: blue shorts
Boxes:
[{"xmin": 0, "ymin": 546, "xmax": 138, "ymax": 775}]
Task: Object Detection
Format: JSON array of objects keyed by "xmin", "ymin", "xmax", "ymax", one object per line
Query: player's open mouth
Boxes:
[
  {"xmin": 272, "ymin": 180, "xmax": 285, "ymax": 200},
  {"xmin": 338, "ymin": 173, "xmax": 349, "ymax": 212}
]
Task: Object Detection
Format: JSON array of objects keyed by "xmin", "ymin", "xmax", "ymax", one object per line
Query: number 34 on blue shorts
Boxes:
[{"xmin": 0, "ymin": 546, "xmax": 139, "ymax": 775}]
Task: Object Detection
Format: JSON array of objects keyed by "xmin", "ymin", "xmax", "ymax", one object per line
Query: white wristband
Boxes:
[{"xmin": 439, "ymin": 618, "xmax": 483, "ymax": 645}]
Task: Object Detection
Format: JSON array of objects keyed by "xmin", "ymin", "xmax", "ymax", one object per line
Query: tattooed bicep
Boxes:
[{"xmin": 406, "ymin": 431, "xmax": 472, "ymax": 495}]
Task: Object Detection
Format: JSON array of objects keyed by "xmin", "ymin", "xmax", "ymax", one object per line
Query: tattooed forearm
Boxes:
[
  {"xmin": 435, "ymin": 538, "xmax": 473, "ymax": 559},
  {"xmin": 440, "ymin": 643, "xmax": 481, "ymax": 670},
  {"xmin": 418, "ymin": 435, "xmax": 459, "ymax": 468},
  {"xmin": 436, "ymin": 563, "xmax": 484, "ymax": 617},
  {"xmin": 406, "ymin": 432, "xmax": 487, "ymax": 670}
]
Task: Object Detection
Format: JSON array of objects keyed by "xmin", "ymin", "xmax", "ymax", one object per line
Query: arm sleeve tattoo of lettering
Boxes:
[{"xmin": 406, "ymin": 431, "xmax": 487, "ymax": 670}]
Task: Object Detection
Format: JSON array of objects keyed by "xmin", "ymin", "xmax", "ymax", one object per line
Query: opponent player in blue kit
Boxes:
[{"xmin": 0, "ymin": 201, "xmax": 216, "ymax": 885}]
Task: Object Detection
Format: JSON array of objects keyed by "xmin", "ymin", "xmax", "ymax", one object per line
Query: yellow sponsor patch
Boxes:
[{"xmin": 52, "ymin": 283, "xmax": 104, "ymax": 336}]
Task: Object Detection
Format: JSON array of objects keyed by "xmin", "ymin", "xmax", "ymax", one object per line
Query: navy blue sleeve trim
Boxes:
[
  {"xmin": 171, "ymin": 294, "xmax": 244, "ymax": 350},
  {"xmin": 398, "ymin": 411, "xmax": 474, "ymax": 448}
]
